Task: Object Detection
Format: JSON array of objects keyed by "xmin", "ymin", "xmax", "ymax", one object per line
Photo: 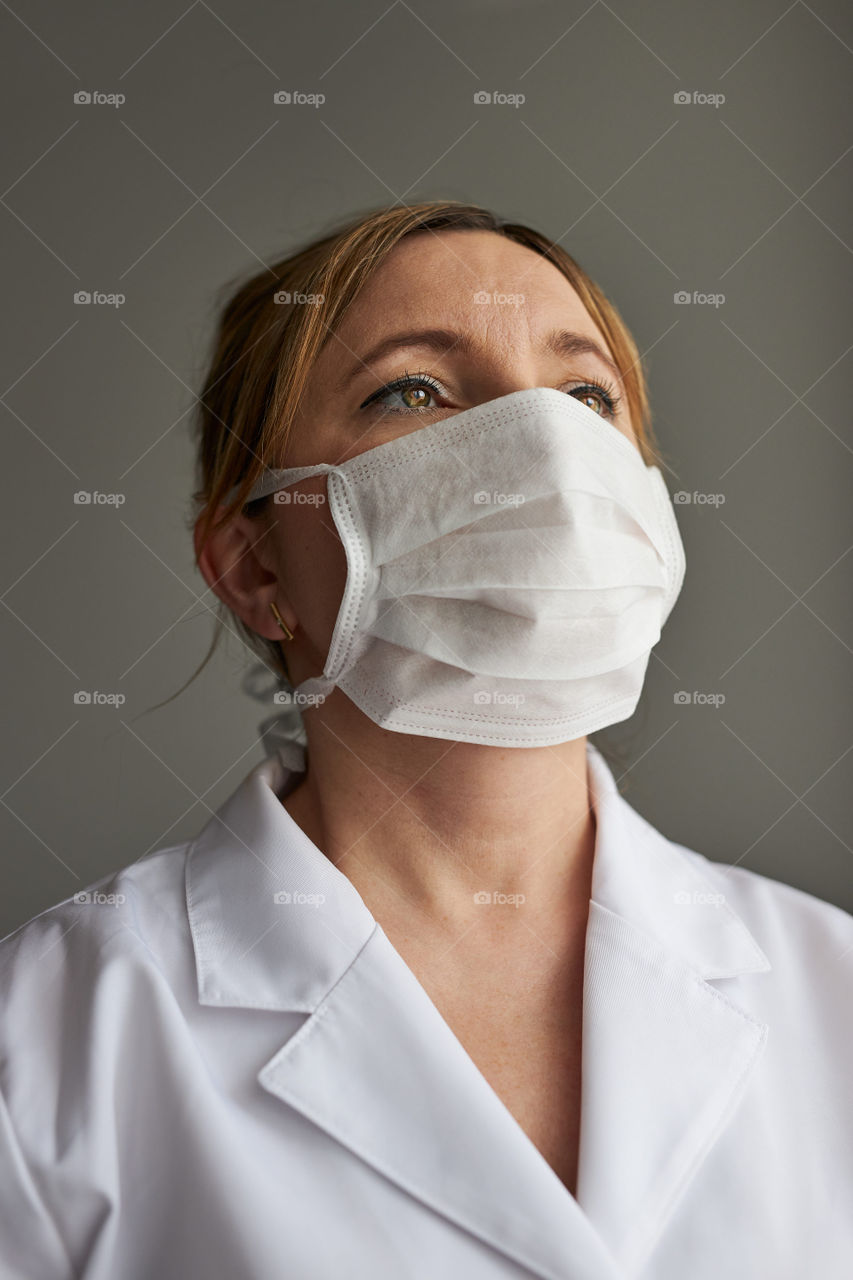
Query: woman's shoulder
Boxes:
[
  {"xmin": 0, "ymin": 842, "xmax": 209, "ymax": 1275},
  {"xmin": 678, "ymin": 843, "xmax": 853, "ymax": 949},
  {"xmin": 672, "ymin": 842, "xmax": 852, "ymax": 1026},
  {"xmin": 610, "ymin": 764, "xmax": 853, "ymax": 984},
  {"xmin": 0, "ymin": 842, "xmax": 195, "ymax": 1026}
]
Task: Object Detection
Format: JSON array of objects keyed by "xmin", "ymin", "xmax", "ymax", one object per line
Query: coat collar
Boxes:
[
  {"xmin": 185, "ymin": 747, "xmax": 375, "ymax": 1012},
  {"xmin": 185, "ymin": 740, "xmax": 768, "ymax": 1013},
  {"xmin": 185, "ymin": 741, "xmax": 771, "ymax": 1279},
  {"xmin": 583, "ymin": 744, "xmax": 770, "ymax": 981}
]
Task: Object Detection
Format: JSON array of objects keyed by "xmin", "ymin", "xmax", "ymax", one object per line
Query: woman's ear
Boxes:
[{"xmin": 193, "ymin": 510, "xmax": 298, "ymax": 642}]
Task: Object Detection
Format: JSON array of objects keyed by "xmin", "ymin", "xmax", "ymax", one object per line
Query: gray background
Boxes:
[{"xmin": 1, "ymin": 0, "xmax": 851, "ymax": 936}]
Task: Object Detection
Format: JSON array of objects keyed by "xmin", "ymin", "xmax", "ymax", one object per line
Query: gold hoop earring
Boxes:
[{"xmin": 269, "ymin": 601, "xmax": 295, "ymax": 642}]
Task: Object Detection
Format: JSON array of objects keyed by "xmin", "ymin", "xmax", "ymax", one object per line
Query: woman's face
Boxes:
[
  {"xmin": 284, "ymin": 228, "xmax": 636, "ymax": 465},
  {"xmin": 232, "ymin": 229, "xmax": 638, "ymax": 683}
]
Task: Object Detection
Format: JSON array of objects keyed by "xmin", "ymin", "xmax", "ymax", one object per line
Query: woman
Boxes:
[{"xmin": 1, "ymin": 202, "xmax": 850, "ymax": 1280}]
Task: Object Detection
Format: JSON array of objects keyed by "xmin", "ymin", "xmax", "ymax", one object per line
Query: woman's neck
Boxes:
[{"xmin": 280, "ymin": 692, "xmax": 596, "ymax": 943}]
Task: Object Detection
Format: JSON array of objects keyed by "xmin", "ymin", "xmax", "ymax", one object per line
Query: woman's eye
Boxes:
[
  {"xmin": 361, "ymin": 376, "xmax": 621, "ymax": 419},
  {"xmin": 568, "ymin": 383, "xmax": 621, "ymax": 420},
  {"xmin": 361, "ymin": 376, "xmax": 444, "ymax": 414},
  {"xmin": 395, "ymin": 384, "xmax": 436, "ymax": 409}
]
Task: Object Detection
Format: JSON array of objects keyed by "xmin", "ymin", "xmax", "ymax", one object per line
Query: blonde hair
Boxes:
[{"xmin": 190, "ymin": 200, "xmax": 662, "ymax": 687}]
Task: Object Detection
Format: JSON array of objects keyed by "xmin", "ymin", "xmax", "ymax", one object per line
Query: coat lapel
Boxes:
[
  {"xmin": 185, "ymin": 743, "xmax": 771, "ymax": 1280},
  {"xmin": 259, "ymin": 922, "xmax": 622, "ymax": 1280},
  {"xmin": 186, "ymin": 753, "xmax": 620, "ymax": 1280},
  {"xmin": 575, "ymin": 747, "xmax": 771, "ymax": 1274}
]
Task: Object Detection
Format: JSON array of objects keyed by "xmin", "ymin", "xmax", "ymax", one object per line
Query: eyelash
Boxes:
[{"xmin": 359, "ymin": 369, "xmax": 622, "ymax": 419}]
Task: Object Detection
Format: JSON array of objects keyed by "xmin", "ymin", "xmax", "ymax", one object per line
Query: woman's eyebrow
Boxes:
[
  {"xmin": 335, "ymin": 328, "xmax": 466, "ymax": 390},
  {"xmin": 543, "ymin": 329, "xmax": 621, "ymax": 382},
  {"xmin": 335, "ymin": 327, "xmax": 621, "ymax": 389}
]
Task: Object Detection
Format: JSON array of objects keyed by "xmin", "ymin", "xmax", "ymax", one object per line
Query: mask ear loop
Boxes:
[
  {"xmin": 237, "ymin": 462, "xmax": 364, "ymax": 759},
  {"xmin": 289, "ymin": 468, "xmax": 373, "ymax": 709},
  {"xmin": 227, "ymin": 462, "xmax": 337, "ymax": 507}
]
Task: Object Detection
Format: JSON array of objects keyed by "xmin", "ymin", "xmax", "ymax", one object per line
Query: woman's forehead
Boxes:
[
  {"xmin": 328, "ymin": 229, "xmax": 602, "ymax": 352},
  {"xmin": 353, "ymin": 227, "xmax": 582, "ymax": 300}
]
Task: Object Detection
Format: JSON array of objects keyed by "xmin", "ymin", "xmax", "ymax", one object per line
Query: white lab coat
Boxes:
[{"xmin": 0, "ymin": 740, "xmax": 851, "ymax": 1280}]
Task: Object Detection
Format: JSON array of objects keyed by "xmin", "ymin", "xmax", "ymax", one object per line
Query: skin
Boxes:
[{"xmin": 195, "ymin": 229, "xmax": 639, "ymax": 1197}]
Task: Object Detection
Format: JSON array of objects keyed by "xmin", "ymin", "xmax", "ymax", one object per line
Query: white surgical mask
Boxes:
[{"xmin": 233, "ymin": 386, "xmax": 686, "ymax": 749}]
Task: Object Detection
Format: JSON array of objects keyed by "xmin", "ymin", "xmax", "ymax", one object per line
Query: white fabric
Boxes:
[
  {"xmin": 1, "ymin": 741, "xmax": 851, "ymax": 1279},
  {"xmin": 233, "ymin": 387, "xmax": 687, "ymax": 746}
]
